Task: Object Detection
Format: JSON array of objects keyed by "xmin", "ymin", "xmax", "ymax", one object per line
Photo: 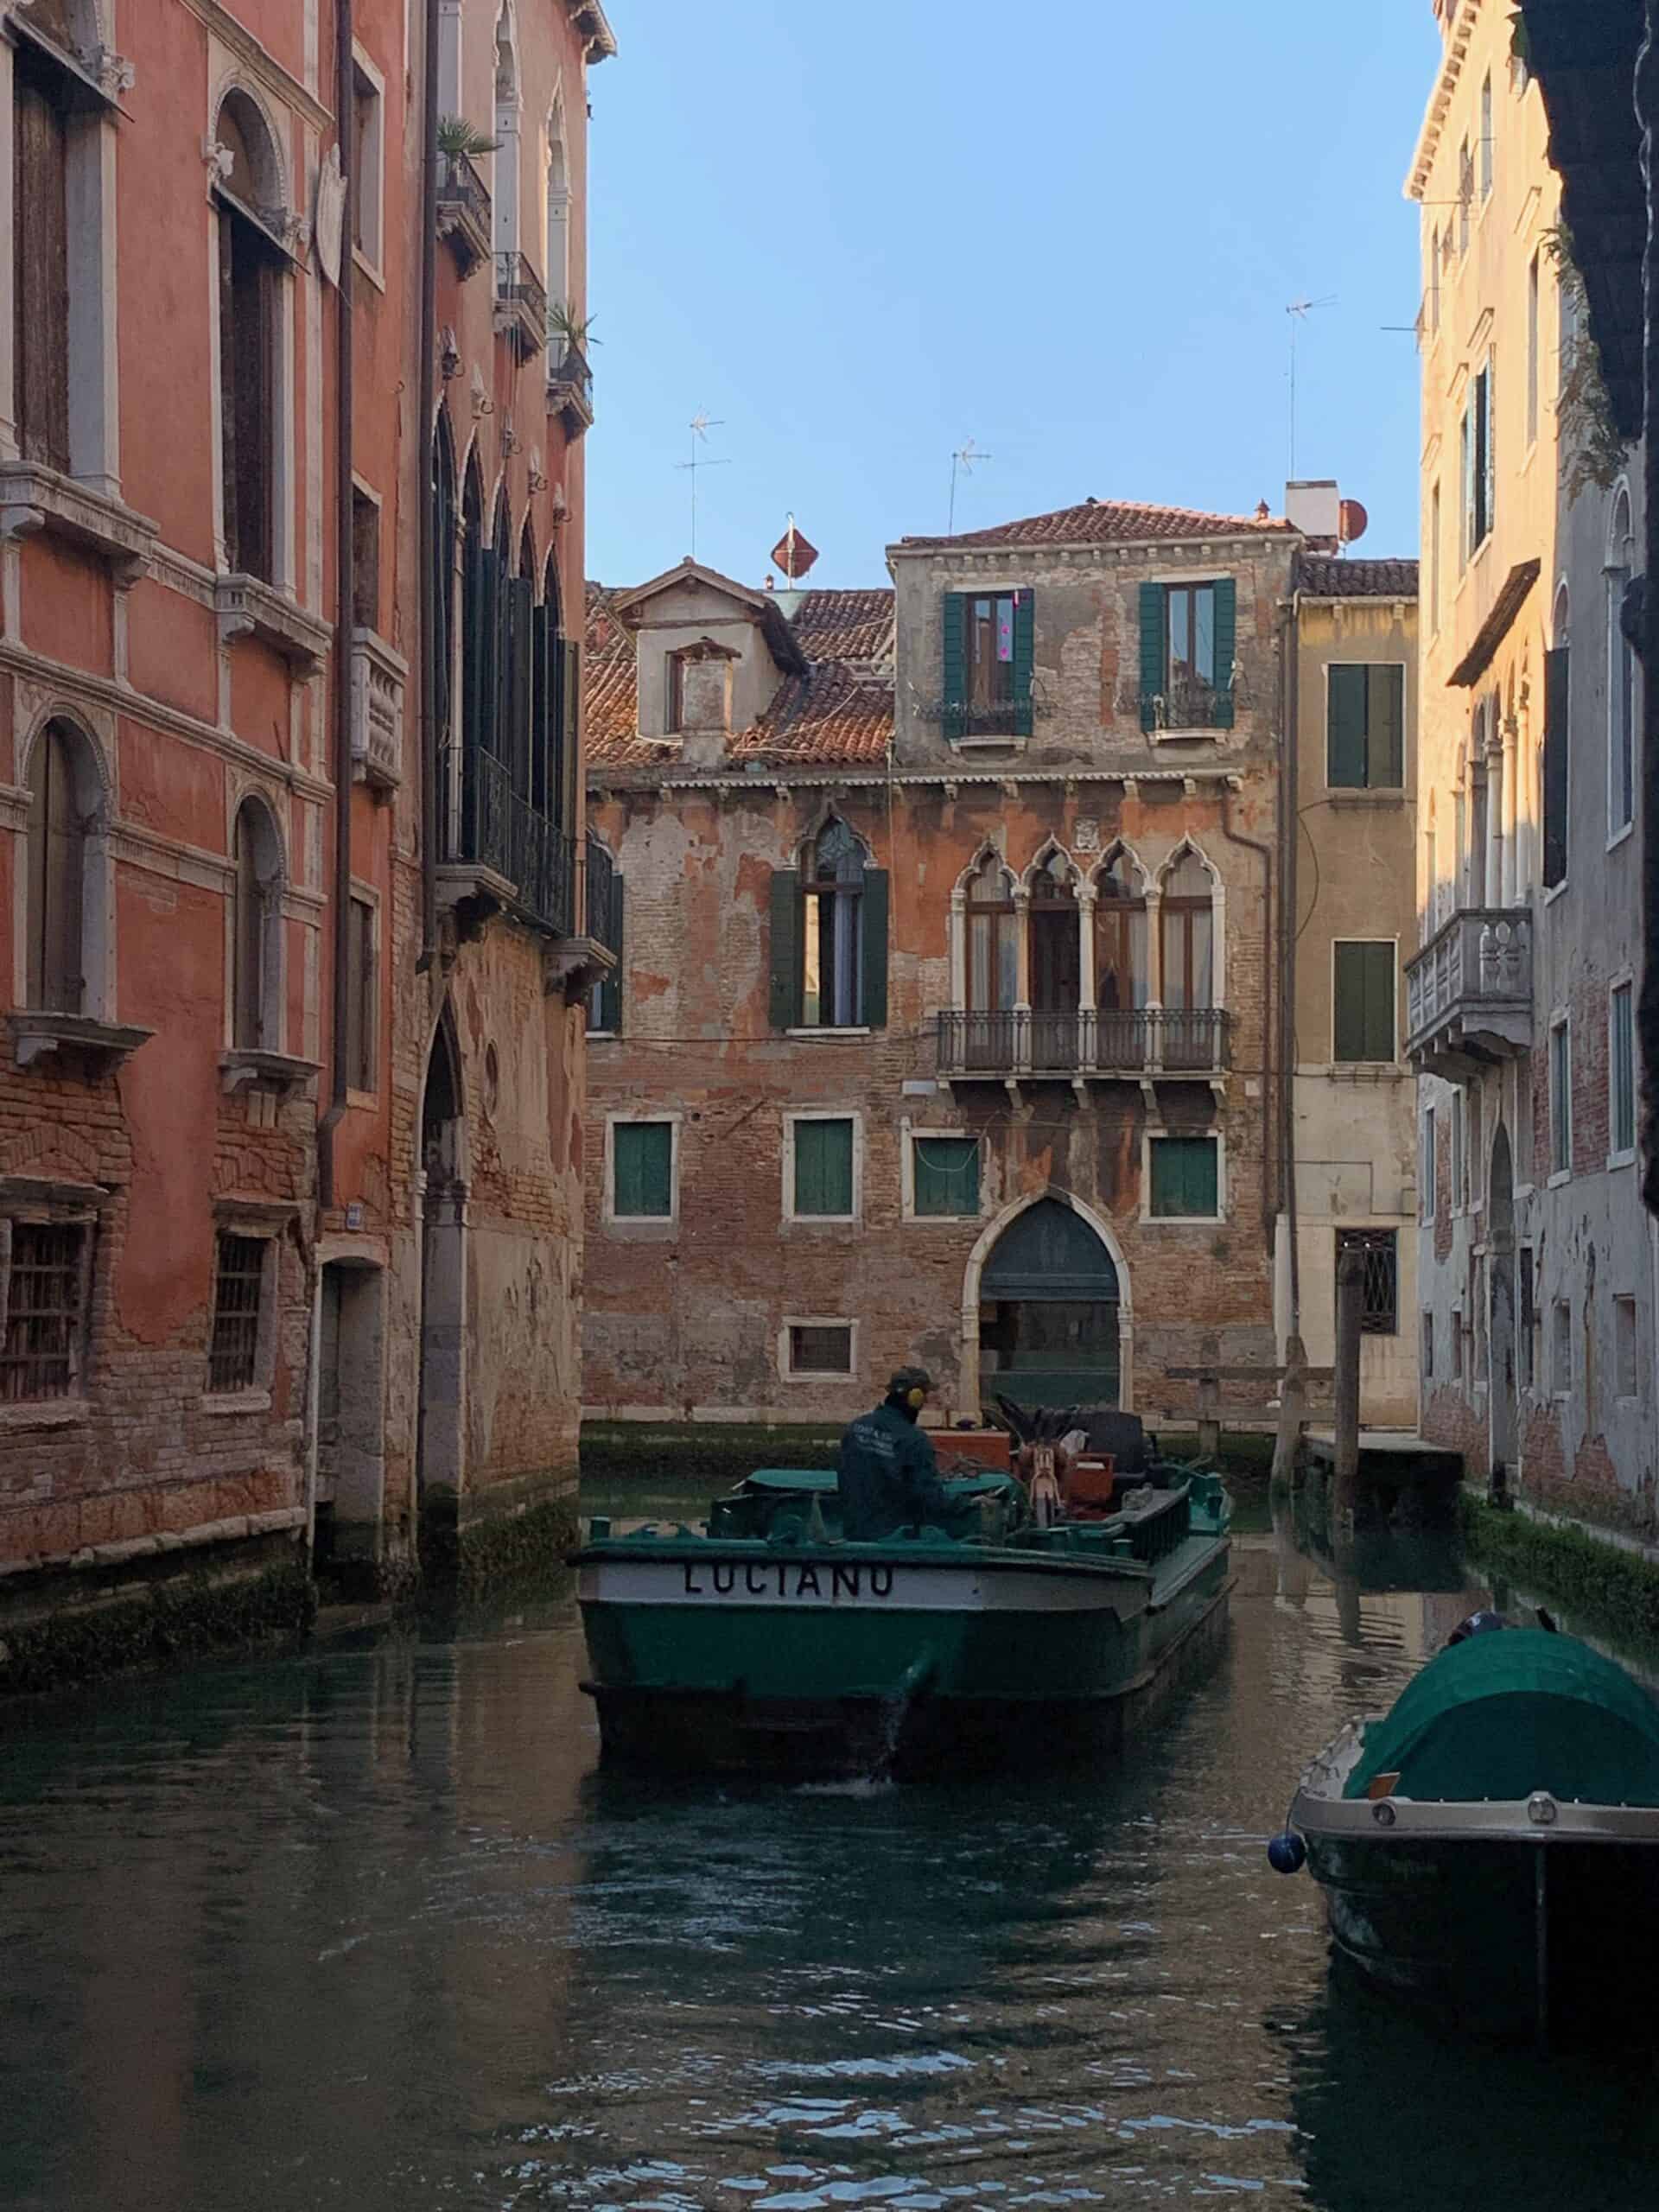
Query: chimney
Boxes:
[{"xmin": 1285, "ymin": 479, "xmax": 1341, "ymax": 553}]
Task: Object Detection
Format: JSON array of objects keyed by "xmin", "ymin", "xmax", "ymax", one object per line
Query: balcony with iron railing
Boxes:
[
  {"xmin": 437, "ymin": 744, "xmax": 575, "ymax": 938},
  {"xmin": 586, "ymin": 831, "xmax": 621, "ymax": 956},
  {"xmin": 494, "ymin": 251, "xmax": 548, "ymax": 357},
  {"xmin": 547, "ymin": 335, "xmax": 594, "ymax": 436},
  {"xmin": 1404, "ymin": 906, "xmax": 1533, "ymax": 1077},
  {"xmin": 1138, "ymin": 678, "xmax": 1235, "ymax": 734},
  {"xmin": 937, "ymin": 1007, "xmax": 1231, "ymax": 1083},
  {"xmin": 435, "ymin": 151, "xmax": 492, "ymax": 276}
]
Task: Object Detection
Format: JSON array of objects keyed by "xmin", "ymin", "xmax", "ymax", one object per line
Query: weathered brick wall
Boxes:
[{"xmin": 584, "ymin": 773, "xmax": 1276, "ymax": 1424}]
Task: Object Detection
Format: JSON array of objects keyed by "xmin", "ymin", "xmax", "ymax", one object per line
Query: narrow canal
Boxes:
[{"xmin": 5, "ymin": 1489, "xmax": 1659, "ymax": 2211}]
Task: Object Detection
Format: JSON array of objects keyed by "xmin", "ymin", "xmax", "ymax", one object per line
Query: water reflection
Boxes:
[{"xmin": 0, "ymin": 1494, "xmax": 1656, "ymax": 2207}]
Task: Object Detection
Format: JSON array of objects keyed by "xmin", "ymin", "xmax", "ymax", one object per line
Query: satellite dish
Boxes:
[{"xmin": 1338, "ymin": 499, "xmax": 1369, "ymax": 547}]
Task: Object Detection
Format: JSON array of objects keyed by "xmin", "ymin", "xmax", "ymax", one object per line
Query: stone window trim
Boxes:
[
  {"xmin": 900, "ymin": 1121, "xmax": 982, "ymax": 1223},
  {"xmin": 1607, "ymin": 973, "xmax": 1638, "ymax": 1169},
  {"xmin": 1138, "ymin": 1126, "xmax": 1227, "ymax": 1226},
  {"xmin": 1324, "ymin": 660, "xmax": 1408, "ymax": 792},
  {"xmin": 200, "ymin": 1198, "xmax": 295, "ymax": 1412},
  {"xmin": 1330, "ymin": 936, "xmax": 1400, "ymax": 1067},
  {"xmin": 779, "ymin": 1315, "xmax": 859, "ymax": 1383},
  {"xmin": 344, "ymin": 874, "xmax": 380, "ymax": 1105},
  {"xmin": 782, "ymin": 1108, "xmax": 862, "ymax": 1227},
  {"xmin": 602, "ymin": 1109, "xmax": 681, "ymax": 1231},
  {"xmin": 348, "ymin": 41, "xmax": 386, "ymax": 289},
  {"xmin": 1547, "ymin": 1007, "xmax": 1572, "ymax": 1187},
  {"xmin": 0, "ymin": 7, "xmax": 129, "ymax": 504},
  {"xmin": 0, "ymin": 1175, "xmax": 106, "ymax": 1427}
]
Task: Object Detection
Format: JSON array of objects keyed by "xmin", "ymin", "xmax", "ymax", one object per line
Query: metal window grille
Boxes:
[
  {"xmin": 788, "ymin": 1324, "xmax": 852, "ymax": 1376},
  {"xmin": 1, "ymin": 1222, "xmax": 85, "ymax": 1402},
  {"xmin": 1337, "ymin": 1230, "xmax": 1398, "ymax": 1337},
  {"xmin": 209, "ymin": 1233, "xmax": 265, "ymax": 1394}
]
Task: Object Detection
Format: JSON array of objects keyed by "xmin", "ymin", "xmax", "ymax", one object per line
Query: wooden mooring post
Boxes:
[
  {"xmin": 1165, "ymin": 1335, "xmax": 1334, "ymax": 1467},
  {"xmin": 1271, "ymin": 1335, "xmax": 1308, "ymax": 1488}
]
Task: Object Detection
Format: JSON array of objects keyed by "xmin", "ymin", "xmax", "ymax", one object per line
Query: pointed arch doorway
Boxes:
[
  {"xmin": 417, "ymin": 1008, "xmax": 467, "ymax": 1562},
  {"xmin": 969, "ymin": 1196, "xmax": 1128, "ymax": 1412}
]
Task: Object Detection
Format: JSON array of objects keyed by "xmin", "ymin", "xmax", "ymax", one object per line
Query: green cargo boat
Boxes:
[
  {"xmin": 1287, "ymin": 1627, "xmax": 1659, "ymax": 2044},
  {"xmin": 575, "ymin": 1465, "xmax": 1231, "ymax": 1780}
]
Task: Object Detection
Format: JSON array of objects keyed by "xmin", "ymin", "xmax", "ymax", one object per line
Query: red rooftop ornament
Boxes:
[{"xmin": 770, "ymin": 517, "xmax": 819, "ymax": 582}]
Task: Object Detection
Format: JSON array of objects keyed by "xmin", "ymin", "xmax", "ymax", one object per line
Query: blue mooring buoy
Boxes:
[{"xmin": 1267, "ymin": 1830, "xmax": 1306, "ymax": 1874}]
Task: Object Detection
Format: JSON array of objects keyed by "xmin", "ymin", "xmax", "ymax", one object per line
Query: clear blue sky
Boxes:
[{"xmin": 586, "ymin": 4, "xmax": 1441, "ymax": 591}]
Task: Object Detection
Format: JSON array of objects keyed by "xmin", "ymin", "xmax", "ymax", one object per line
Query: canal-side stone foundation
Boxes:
[{"xmin": 1459, "ymin": 1493, "xmax": 1659, "ymax": 1646}]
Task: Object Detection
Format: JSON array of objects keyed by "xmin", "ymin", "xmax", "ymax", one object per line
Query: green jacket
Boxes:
[{"xmin": 836, "ymin": 1401, "xmax": 950, "ymax": 1541}]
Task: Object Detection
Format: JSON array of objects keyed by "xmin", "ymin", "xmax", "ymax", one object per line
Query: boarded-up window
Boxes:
[
  {"xmin": 1327, "ymin": 665, "xmax": 1405, "ymax": 789},
  {"xmin": 346, "ymin": 895, "xmax": 376, "ymax": 1093},
  {"xmin": 1333, "ymin": 941, "xmax": 1396, "ymax": 1063},
  {"xmin": 612, "ymin": 1122, "xmax": 672, "ymax": 1218},
  {"xmin": 25, "ymin": 721, "xmax": 85, "ymax": 1014},
  {"xmin": 793, "ymin": 1118, "xmax": 855, "ymax": 1217},
  {"xmin": 209, "ymin": 1233, "xmax": 266, "ymax": 1394},
  {"xmin": 13, "ymin": 48, "xmax": 71, "ymax": 473},
  {"xmin": 1, "ymin": 1220, "xmax": 87, "ymax": 1402},
  {"xmin": 912, "ymin": 1135, "xmax": 979, "ymax": 1218},
  {"xmin": 219, "ymin": 207, "xmax": 277, "ymax": 580},
  {"xmin": 1149, "ymin": 1137, "xmax": 1219, "ymax": 1219},
  {"xmin": 787, "ymin": 1323, "xmax": 853, "ymax": 1376}
]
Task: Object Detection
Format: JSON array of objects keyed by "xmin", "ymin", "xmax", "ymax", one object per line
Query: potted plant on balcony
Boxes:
[{"xmin": 437, "ymin": 116, "xmax": 500, "ymax": 160}]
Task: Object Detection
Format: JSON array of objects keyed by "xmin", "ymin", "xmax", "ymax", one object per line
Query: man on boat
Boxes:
[{"xmin": 836, "ymin": 1367, "xmax": 953, "ymax": 1541}]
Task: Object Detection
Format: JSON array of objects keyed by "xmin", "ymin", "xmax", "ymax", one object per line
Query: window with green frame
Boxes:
[
  {"xmin": 792, "ymin": 1116, "xmax": 855, "ymax": 1217},
  {"xmin": 1333, "ymin": 941, "xmax": 1396, "ymax": 1063},
  {"xmin": 612, "ymin": 1121, "xmax": 672, "ymax": 1218},
  {"xmin": 1149, "ymin": 1136, "xmax": 1219, "ymax": 1218},
  {"xmin": 1327, "ymin": 664, "xmax": 1405, "ymax": 789},
  {"xmin": 912, "ymin": 1135, "xmax": 980, "ymax": 1217}
]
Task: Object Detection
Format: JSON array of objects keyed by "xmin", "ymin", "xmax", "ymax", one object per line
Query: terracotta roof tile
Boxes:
[
  {"xmin": 583, "ymin": 583, "xmax": 894, "ymax": 770},
  {"xmin": 1298, "ymin": 554, "xmax": 1420, "ymax": 598},
  {"xmin": 897, "ymin": 497, "xmax": 1296, "ymax": 552}
]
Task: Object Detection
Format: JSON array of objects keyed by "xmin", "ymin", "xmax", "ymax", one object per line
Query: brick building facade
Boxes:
[
  {"xmin": 0, "ymin": 0, "xmax": 613, "ymax": 1634},
  {"xmin": 583, "ymin": 499, "xmax": 1302, "ymax": 1428}
]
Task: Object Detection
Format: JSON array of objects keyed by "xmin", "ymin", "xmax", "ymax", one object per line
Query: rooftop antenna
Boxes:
[
  {"xmin": 1286, "ymin": 297, "xmax": 1336, "ymax": 479},
  {"xmin": 675, "ymin": 410, "xmax": 730, "ymax": 562},
  {"xmin": 948, "ymin": 436, "xmax": 992, "ymax": 536}
]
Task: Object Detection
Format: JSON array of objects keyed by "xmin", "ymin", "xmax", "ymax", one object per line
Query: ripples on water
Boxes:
[{"xmin": 3, "ymin": 1510, "xmax": 1659, "ymax": 2209}]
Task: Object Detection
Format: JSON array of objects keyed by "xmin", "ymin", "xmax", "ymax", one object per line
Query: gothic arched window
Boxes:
[
  {"xmin": 802, "ymin": 819, "xmax": 866, "ymax": 1028},
  {"xmin": 1095, "ymin": 849, "xmax": 1148, "ymax": 1012},
  {"xmin": 231, "ymin": 796, "xmax": 283, "ymax": 1050},
  {"xmin": 1160, "ymin": 849, "xmax": 1214, "ymax": 1011}
]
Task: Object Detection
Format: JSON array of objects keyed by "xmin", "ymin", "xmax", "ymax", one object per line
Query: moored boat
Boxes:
[
  {"xmin": 1280, "ymin": 1624, "xmax": 1659, "ymax": 2043},
  {"xmin": 575, "ymin": 1460, "xmax": 1231, "ymax": 1780}
]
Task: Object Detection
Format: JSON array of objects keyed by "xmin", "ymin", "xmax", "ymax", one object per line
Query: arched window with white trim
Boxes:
[
  {"xmin": 802, "ymin": 818, "xmax": 866, "ymax": 1030},
  {"xmin": 1094, "ymin": 847, "xmax": 1147, "ymax": 1012},
  {"xmin": 213, "ymin": 87, "xmax": 288, "ymax": 582},
  {"xmin": 1160, "ymin": 849, "xmax": 1214, "ymax": 1010},
  {"xmin": 231, "ymin": 796, "xmax": 283, "ymax": 1051},
  {"xmin": 492, "ymin": 4, "xmax": 520, "ymax": 264},
  {"xmin": 1608, "ymin": 486, "xmax": 1637, "ymax": 836},
  {"xmin": 965, "ymin": 853, "xmax": 1017, "ymax": 1014},
  {"xmin": 24, "ymin": 720, "xmax": 87, "ymax": 1014}
]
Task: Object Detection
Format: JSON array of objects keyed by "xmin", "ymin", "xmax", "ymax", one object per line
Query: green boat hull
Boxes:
[{"xmin": 576, "ymin": 1476, "xmax": 1232, "ymax": 1780}]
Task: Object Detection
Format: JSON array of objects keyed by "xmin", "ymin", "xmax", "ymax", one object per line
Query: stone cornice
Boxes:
[
  {"xmin": 589, "ymin": 766, "xmax": 1249, "ymax": 800},
  {"xmin": 1407, "ymin": 0, "xmax": 1480, "ymax": 204},
  {"xmin": 887, "ymin": 534, "xmax": 1297, "ymax": 572}
]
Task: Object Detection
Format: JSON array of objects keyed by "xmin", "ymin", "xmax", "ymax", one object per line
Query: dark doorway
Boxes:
[{"xmin": 978, "ymin": 1198, "xmax": 1122, "ymax": 1410}]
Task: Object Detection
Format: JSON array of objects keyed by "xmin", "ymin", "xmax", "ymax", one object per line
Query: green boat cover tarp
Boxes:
[
  {"xmin": 743, "ymin": 1468, "xmax": 1017, "ymax": 1500},
  {"xmin": 1345, "ymin": 1629, "xmax": 1659, "ymax": 1805}
]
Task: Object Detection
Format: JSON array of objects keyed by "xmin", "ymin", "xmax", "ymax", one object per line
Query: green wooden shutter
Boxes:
[
  {"xmin": 1152, "ymin": 1137, "xmax": 1217, "ymax": 1217},
  {"xmin": 1211, "ymin": 577, "xmax": 1236, "ymax": 728},
  {"xmin": 1327, "ymin": 665, "xmax": 1367, "ymax": 787},
  {"xmin": 1139, "ymin": 582, "xmax": 1166, "ymax": 732},
  {"xmin": 1543, "ymin": 646, "xmax": 1568, "ymax": 887},
  {"xmin": 593, "ymin": 877, "xmax": 623, "ymax": 1033},
  {"xmin": 1373, "ymin": 664, "xmax": 1405, "ymax": 788},
  {"xmin": 860, "ymin": 867, "xmax": 888, "ymax": 1027},
  {"xmin": 913, "ymin": 1135, "xmax": 979, "ymax": 1217},
  {"xmin": 1363, "ymin": 941, "xmax": 1396, "ymax": 1059},
  {"xmin": 1011, "ymin": 589, "xmax": 1035, "ymax": 737},
  {"xmin": 1335, "ymin": 942, "xmax": 1396, "ymax": 1061},
  {"xmin": 613, "ymin": 1121, "xmax": 671, "ymax": 1217},
  {"xmin": 795, "ymin": 1117, "xmax": 853, "ymax": 1216},
  {"xmin": 941, "ymin": 592, "xmax": 968, "ymax": 741},
  {"xmin": 560, "ymin": 637, "xmax": 582, "ymax": 833},
  {"xmin": 769, "ymin": 868, "xmax": 801, "ymax": 1029}
]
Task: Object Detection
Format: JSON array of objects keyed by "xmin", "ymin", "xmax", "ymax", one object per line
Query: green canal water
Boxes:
[{"xmin": 4, "ymin": 1484, "xmax": 1659, "ymax": 2210}]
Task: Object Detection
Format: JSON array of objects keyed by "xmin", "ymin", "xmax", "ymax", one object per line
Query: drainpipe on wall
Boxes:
[
  {"xmin": 318, "ymin": 0, "xmax": 356, "ymax": 1213},
  {"xmin": 1218, "ymin": 775, "xmax": 1276, "ymax": 1248},
  {"xmin": 416, "ymin": 0, "xmax": 441, "ymax": 975},
  {"xmin": 1280, "ymin": 592, "xmax": 1301, "ymax": 1336}
]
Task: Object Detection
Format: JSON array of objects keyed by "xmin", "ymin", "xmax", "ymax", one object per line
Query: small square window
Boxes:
[
  {"xmin": 1615, "ymin": 1295, "xmax": 1639, "ymax": 1401},
  {"xmin": 912, "ymin": 1135, "xmax": 979, "ymax": 1217},
  {"xmin": 1553, "ymin": 1298, "xmax": 1573, "ymax": 1397},
  {"xmin": 1149, "ymin": 1136, "xmax": 1219, "ymax": 1219},
  {"xmin": 792, "ymin": 1117, "xmax": 855, "ymax": 1218},
  {"xmin": 1, "ymin": 1219, "xmax": 89, "ymax": 1403},
  {"xmin": 209, "ymin": 1232, "xmax": 267, "ymax": 1395},
  {"xmin": 612, "ymin": 1121, "xmax": 673, "ymax": 1219},
  {"xmin": 786, "ymin": 1322, "xmax": 853, "ymax": 1377}
]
